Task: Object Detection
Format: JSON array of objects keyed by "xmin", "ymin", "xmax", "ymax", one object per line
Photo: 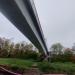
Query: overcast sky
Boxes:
[
  {"xmin": 34, "ymin": 0, "xmax": 75, "ymax": 48},
  {"xmin": 0, "ymin": 12, "xmax": 30, "ymax": 43},
  {"xmin": 0, "ymin": 0, "xmax": 75, "ymax": 49}
]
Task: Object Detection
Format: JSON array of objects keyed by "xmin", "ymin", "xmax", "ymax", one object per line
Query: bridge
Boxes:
[{"xmin": 0, "ymin": 0, "xmax": 48, "ymax": 55}]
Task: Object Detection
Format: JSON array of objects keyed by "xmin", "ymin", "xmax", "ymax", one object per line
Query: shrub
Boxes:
[
  {"xmin": 38, "ymin": 62, "xmax": 51, "ymax": 73},
  {"xmin": 38, "ymin": 62, "xmax": 75, "ymax": 74},
  {"xmin": 0, "ymin": 49, "xmax": 8, "ymax": 58},
  {"xmin": 23, "ymin": 50, "xmax": 39, "ymax": 60}
]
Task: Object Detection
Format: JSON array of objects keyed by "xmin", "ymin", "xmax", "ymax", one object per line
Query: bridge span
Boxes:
[{"xmin": 0, "ymin": 0, "xmax": 48, "ymax": 55}]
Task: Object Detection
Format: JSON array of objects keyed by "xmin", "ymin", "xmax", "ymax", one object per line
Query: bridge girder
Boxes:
[{"xmin": 0, "ymin": 0, "xmax": 48, "ymax": 55}]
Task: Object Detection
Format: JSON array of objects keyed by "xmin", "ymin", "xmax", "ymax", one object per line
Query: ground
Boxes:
[{"xmin": 0, "ymin": 58, "xmax": 75, "ymax": 75}]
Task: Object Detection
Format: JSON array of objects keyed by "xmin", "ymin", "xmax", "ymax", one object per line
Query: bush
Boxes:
[
  {"xmin": 50, "ymin": 53, "xmax": 74, "ymax": 63},
  {"xmin": 51, "ymin": 54, "xmax": 65, "ymax": 62},
  {"xmin": 38, "ymin": 62, "xmax": 75, "ymax": 74},
  {"xmin": 38, "ymin": 62, "xmax": 51, "ymax": 73},
  {"xmin": 21, "ymin": 50, "xmax": 39, "ymax": 60},
  {"xmin": 0, "ymin": 49, "xmax": 8, "ymax": 58}
]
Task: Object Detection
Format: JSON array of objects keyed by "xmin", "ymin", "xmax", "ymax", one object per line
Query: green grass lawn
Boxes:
[
  {"xmin": 0, "ymin": 58, "xmax": 75, "ymax": 74},
  {"xmin": 0, "ymin": 58, "xmax": 35, "ymax": 69}
]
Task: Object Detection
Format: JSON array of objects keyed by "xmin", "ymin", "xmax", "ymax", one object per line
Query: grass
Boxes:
[
  {"xmin": 38, "ymin": 62, "xmax": 75, "ymax": 74},
  {"xmin": 0, "ymin": 58, "xmax": 34, "ymax": 69},
  {"xmin": 0, "ymin": 58, "xmax": 75, "ymax": 74}
]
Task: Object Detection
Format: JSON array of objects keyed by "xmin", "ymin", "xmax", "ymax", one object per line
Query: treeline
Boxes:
[
  {"xmin": 0, "ymin": 37, "xmax": 75, "ymax": 62},
  {"xmin": 50, "ymin": 43, "xmax": 75, "ymax": 62},
  {"xmin": 0, "ymin": 37, "xmax": 39, "ymax": 60}
]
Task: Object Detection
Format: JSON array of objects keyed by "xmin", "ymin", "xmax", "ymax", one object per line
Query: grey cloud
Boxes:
[{"xmin": 34, "ymin": 0, "xmax": 75, "ymax": 49}]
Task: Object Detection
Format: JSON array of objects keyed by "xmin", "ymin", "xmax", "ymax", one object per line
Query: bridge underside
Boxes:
[{"xmin": 0, "ymin": 0, "xmax": 48, "ymax": 55}]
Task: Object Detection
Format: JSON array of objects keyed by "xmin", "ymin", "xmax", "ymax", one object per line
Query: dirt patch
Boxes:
[{"xmin": 23, "ymin": 68, "xmax": 41, "ymax": 75}]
